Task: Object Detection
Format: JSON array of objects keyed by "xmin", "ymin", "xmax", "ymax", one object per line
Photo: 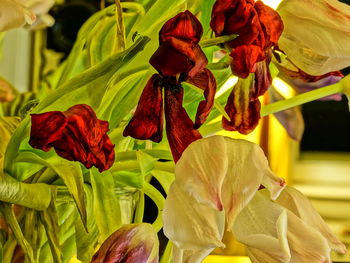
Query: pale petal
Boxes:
[
  {"xmin": 0, "ymin": 0, "xmax": 35, "ymax": 32},
  {"xmin": 247, "ymin": 247, "xmax": 284, "ymax": 263},
  {"xmin": 232, "ymin": 191, "xmax": 291, "ymax": 262},
  {"xmin": 276, "ymin": 186, "xmax": 347, "ymax": 254},
  {"xmin": 25, "ymin": 0, "xmax": 55, "ymax": 15},
  {"xmin": 277, "ymin": 0, "xmax": 350, "ymax": 75},
  {"xmin": 222, "ymin": 137, "xmax": 284, "ymax": 229},
  {"xmin": 286, "ymin": 209, "xmax": 331, "ymax": 263},
  {"xmin": 163, "ymin": 183, "xmax": 225, "ymax": 250},
  {"xmin": 173, "ymin": 245, "xmax": 215, "ymax": 263},
  {"xmin": 175, "ymin": 135, "xmax": 228, "ymax": 211}
]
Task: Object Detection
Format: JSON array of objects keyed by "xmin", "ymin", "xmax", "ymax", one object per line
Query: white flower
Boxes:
[
  {"xmin": 163, "ymin": 135, "xmax": 286, "ymax": 263},
  {"xmin": 277, "ymin": 0, "xmax": 350, "ymax": 75},
  {"xmin": 233, "ymin": 187, "xmax": 346, "ymax": 263}
]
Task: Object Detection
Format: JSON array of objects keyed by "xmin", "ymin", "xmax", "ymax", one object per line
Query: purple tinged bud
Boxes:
[{"xmin": 91, "ymin": 223, "xmax": 159, "ymax": 263}]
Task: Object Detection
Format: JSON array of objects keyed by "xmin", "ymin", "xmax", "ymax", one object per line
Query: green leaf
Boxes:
[
  {"xmin": 90, "ymin": 169, "xmax": 122, "ymax": 242},
  {"xmin": 151, "ymin": 169, "xmax": 175, "ymax": 194},
  {"xmin": 0, "ymin": 203, "xmax": 35, "ymax": 263},
  {"xmin": 23, "ymin": 209, "xmax": 44, "ymax": 260},
  {"xmin": 136, "ymin": 150, "xmax": 156, "ymax": 177},
  {"xmin": 16, "ymin": 152, "xmax": 87, "ymax": 229},
  {"xmin": 112, "ymin": 170, "xmax": 143, "ymax": 189},
  {"xmin": 0, "ymin": 171, "xmax": 51, "ymax": 210},
  {"xmin": 40, "ymin": 190, "xmax": 62, "ymax": 263},
  {"xmin": 75, "ymin": 185, "xmax": 99, "ymax": 262}
]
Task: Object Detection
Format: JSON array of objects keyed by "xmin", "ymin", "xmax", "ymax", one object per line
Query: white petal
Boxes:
[
  {"xmin": 25, "ymin": 0, "xmax": 55, "ymax": 15},
  {"xmin": 277, "ymin": 0, "xmax": 350, "ymax": 75},
  {"xmin": 175, "ymin": 135, "xmax": 228, "ymax": 210},
  {"xmin": 223, "ymin": 137, "xmax": 285, "ymax": 229},
  {"xmin": 0, "ymin": 0, "xmax": 35, "ymax": 32},
  {"xmin": 276, "ymin": 186, "xmax": 347, "ymax": 254},
  {"xmin": 173, "ymin": 245, "xmax": 214, "ymax": 263},
  {"xmin": 286, "ymin": 209, "xmax": 331, "ymax": 263},
  {"xmin": 233, "ymin": 191, "xmax": 291, "ymax": 262},
  {"xmin": 163, "ymin": 183, "xmax": 225, "ymax": 250}
]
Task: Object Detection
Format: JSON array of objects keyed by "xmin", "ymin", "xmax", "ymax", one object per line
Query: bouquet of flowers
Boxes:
[{"xmin": 0, "ymin": 0, "xmax": 349, "ymax": 262}]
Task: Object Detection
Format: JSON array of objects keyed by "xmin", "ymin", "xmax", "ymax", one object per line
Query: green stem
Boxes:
[
  {"xmin": 133, "ymin": 191, "xmax": 145, "ymax": 223},
  {"xmin": 160, "ymin": 241, "xmax": 173, "ymax": 263},
  {"xmin": 142, "ymin": 182, "xmax": 165, "ymax": 232},
  {"xmin": 200, "ymin": 34, "xmax": 238, "ymax": 48},
  {"xmin": 261, "ymin": 82, "xmax": 344, "ymax": 117},
  {"xmin": 0, "ymin": 203, "xmax": 35, "ymax": 263},
  {"xmin": 121, "ymin": 2, "xmax": 146, "ymax": 16}
]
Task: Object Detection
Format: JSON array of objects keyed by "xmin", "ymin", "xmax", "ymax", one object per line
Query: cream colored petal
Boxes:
[
  {"xmin": 0, "ymin": 0, "xmax": 35, "ymax": 32},
  {"xmin": 277, "ymin": 0, "xmax": 350, "ymax": 75},
  {"xmin": 222, "ymin": 137, "xmax": 285, "ymax": 229},
  {"xmin": 247, "ymin": 247, "xmax": 284, "ymax": 263},
  {"xmin": 25, "ymin": 0, "xmax": 55, "ymax": 15},
  {"xmin": 286, "ymin": 209, "xmax": 331, "ymax": 263},
  {"xmin": 232, "ymin": 191, "xmax": 291, "ymax": 262},
  {"xmin": 276, "ymin": 186, "xmax": 347, "ymax": 254},
  {"xmin": 175, "ymin": 135, "xmax": 228, "ymax": 211},
  {"xmin": 163, "ymin": 183, "xmax": 225, "ymax": 251},
  {"xmin": 27, "ymin": 14, "xmax": 55, "ymax": 30},
  {"xmin": 173, "ymin": 245, "xmax": 215, "ymax": 263}
]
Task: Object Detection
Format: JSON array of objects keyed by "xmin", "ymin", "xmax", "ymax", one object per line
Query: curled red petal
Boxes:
[
  {"xmin": 30, "ymin": 104, "xmax": 115, "ymax": 172},
  {"xmin": 230, "ymin": 45, "xmax": 265, "ymax": 78},
  {"xmin": 29, "ymin": 111, "xmax": 67, "ymax": 152},
  {"xmin": 222, "ymin": 77, "xmax": 261, "ymax": 134},
  {"xmin": 254, "ymin": 1, "xmax": 284, "ymax": 49},
  {"xmin": 186, "ymin": 68, "xmax": 217, "ymax": 129},
  {"xmin": 123, "ymin": 75, "xmax": 164, "ymax": 143},
  {"xmin": 164, "ymin": 86, "xmax": 202, "ymax": 162},
  {"xmin": 211, "ymin": 0, "xmax": 260, "ymax": 47},
  {"xmin": 160, "ymin": 10, "xmax": 203, "ymax": 44}
]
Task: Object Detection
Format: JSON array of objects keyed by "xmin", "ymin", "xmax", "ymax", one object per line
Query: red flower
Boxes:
[
  {"xmin": 124, "ymin": 11, "xmax": 216, "ymax": 162},
  {"xmin": 211, "ymin": 0, "xmax": 283, "ymax": 134},
  {"xmin": 29, "ymin": 104, "xmax": 115, "ymax": 172}
]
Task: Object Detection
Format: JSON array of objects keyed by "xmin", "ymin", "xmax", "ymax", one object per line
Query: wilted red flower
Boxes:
[
  {"xmin": 210, "ymin": 0, "xmax": 283, "ymax": 134},
  {"xmin": 29, "ymin": 104, "xmax": 115, "ymax": 172},
  {"xmin": 124, "ymin": 11, "xmax": 216, "ymax": 162}
]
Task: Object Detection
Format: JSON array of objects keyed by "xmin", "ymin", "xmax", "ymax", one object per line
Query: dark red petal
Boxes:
[
  {"xmin": 123, "ymin": 75, "xmax": 164, "ymax": 143},
  {"xmin": 222, "ymin": 77, "xmax": 261, "ymax": 134},
  {"xmin": 150, "ymin": 38, "xmax": 207, "ymax": 78},
  {"xmin": 149, "ymin": 42, "xmax": 194, "ymax": 77},
  {"xmin": 186, "ymin": 68, "xmax": 217, "ymax": 129},
  {"xmin": 211, "ymin": 0, "xmax": 260, "ymax": 47},
  {"xmin": 251, "ymin": 59, "xmax": 272, "ymax": 99},
  {"xmin": 160, "ymin": 10, "xmax": 203, "ymax": 44},
  {"xmin": 230, "ymin": 45, "xmax": 265, "ymax": 78},
  {"xmin": 29, "ymin": 111, "xmax": 67, "ymax": 151},
  {"xmin": 254, "ymin": 1, "xmax": 284, "ymax": 48},
  {"xmin": 164, "ymin": 86, "xmax": 202, "ymax": 162}
]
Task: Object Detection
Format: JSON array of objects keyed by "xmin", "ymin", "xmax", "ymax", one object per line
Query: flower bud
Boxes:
[{"xmin": 91, "ymin": 223, "xmax": 159, "ymax": 263}]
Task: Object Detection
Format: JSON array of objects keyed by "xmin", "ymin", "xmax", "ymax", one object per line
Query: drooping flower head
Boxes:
[
  {"xmin": 30, "ymin": 104, "xmax": 115, "ymax": 172},
  {"xmin": 91, "ymin": 223, "xmax": 159, "ymax": 263},
  {"xmin": 210, "ymin": 0, "xmax": 283, "ymax": 134},
  {"xmin": 124, "ymin": 11, "xmax": 216, "ymax": 162}
]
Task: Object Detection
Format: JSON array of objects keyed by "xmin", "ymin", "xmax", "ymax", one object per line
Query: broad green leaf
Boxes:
[
  {"xmin": 90, "ymin": 169, "xmax": 122, "ymax": 242},
  {"xmin": 75, "ymin": 185, "xmax": 99, "ymax": 262},
  {"xmin": 0, "ymin": 171, "xmax": 51, "ymax": 210},
  {"xmin": 200, "ymin": 0, "xmax": 216, "ymax": 36},
  {"xmin": 40, "ymin": 190, "xmax": 62, "ymax": 263},
  {"xmin": 112, "ymin": 170, "xmax": 143, "ymax": 189},
  {"xmin": 151, "ymin": 169, "xmax": 175, "ymax": 194},
  {"xmin": 16, "ymin": 152, "xmax": 87, "ymax": 229},
  {"xmin": 116, "ymin": 149, "xmax": 172, "ymax": 162},
  {"xmin": 136, "ymin": 150, "xmax": 156, "ymax": 177}
]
